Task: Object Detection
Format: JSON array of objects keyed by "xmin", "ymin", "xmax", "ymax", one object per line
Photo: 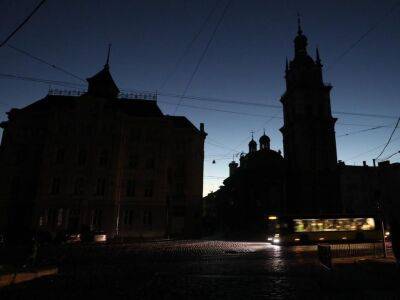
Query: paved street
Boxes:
[{"xmin": 0, "ymin": 240, "xmax": 399, "ymax": 299}]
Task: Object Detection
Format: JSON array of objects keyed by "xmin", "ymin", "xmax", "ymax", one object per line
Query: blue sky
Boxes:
[{"xmin": 1, "ymin": 0, "xmax": 400, "ymax": 195}]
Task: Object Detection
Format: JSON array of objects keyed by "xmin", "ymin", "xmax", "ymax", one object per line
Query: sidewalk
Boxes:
[
  {"xmin": 333, "ymin": 255, "xmax": 396, "ymax": 266},
  {"xmin": 0, "ymin": 266, "xmax": 58, "ymax": 288}
]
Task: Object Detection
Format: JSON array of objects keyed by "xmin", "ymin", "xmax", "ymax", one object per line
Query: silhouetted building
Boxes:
[
  {"xmin": 281, "ymin": 17, "xmax": 340, "ymax": 214},
  {"xmin": 0, "ymin": 58, "xmax": 206, "ymax": 240},
  {"xmin": 213, "ymin": 133, "xmax": 286, "ymax": 238},
  {"xmin": 206, "ymin": 18, "xmax": 400, "ymax": 237}
]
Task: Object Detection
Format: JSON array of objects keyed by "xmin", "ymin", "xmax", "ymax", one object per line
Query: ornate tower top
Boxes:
[
  {"xmin": 259, "ymin": 130, "xmax": 270, "ymax": 150},
  {"xmin": 86, "ymin": 44, "xmax": 120, "ymax": 98},
  {"xmin": 248, "ymin": 132, "xmax": 257, "ymax": 153},
  {"xmin": 294, "ymin": 13, "xmax": 308, "ymax": 56}
]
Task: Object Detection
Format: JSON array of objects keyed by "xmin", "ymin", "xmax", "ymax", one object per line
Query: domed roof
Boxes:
[
  {"xmin": 248, "ymin": 138, "xmax": 256, "ymax": 147},
  {"xmin": 259, "ymin": 133, "xmax": 270, "ymax": 144}
]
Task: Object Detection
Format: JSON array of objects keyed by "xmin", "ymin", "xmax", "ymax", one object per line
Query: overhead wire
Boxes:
[
  {"xmin": 345, "ymin": 135, "xmax": 400, "ymax": 162},
  {"xmin": 0, "ymin": 0, "xmax": 47, "ymax": 48},
  {"xmin": 173, "ymin": 0, "xmax": 234, "ymax": 115},
  {"xmin": 159, "ymin": 0, "xmax": 220, "ymax": 91},
  {"xmin": 375, "ymin": 116, "xmax": 400, "ymax": 160},
  {"xmin": 6, "ymin": 44, "xmax": 85, "ymax": 82},
  {"xmin": 336, "ymin": 125, "xmax": 387, "ymax": 138},
  {"xmin": 0, "ymin": 72, "xmax": 398, "ymax": 124},
  {"xmin": 326, "ymin": 0, "xmax": 400, "ymax": 71}
]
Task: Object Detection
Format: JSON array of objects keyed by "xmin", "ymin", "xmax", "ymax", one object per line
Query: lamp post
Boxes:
[{"xmin": 376, "ymin": 193, "xmax": 387, "ymax": 258}]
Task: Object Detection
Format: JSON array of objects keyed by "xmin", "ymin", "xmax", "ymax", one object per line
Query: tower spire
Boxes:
[
  {"xmin": 297, "ymin": 12, "xmax": 302, "ymax": 35},
  {"xmin": 105, "ymin": 43, "xmax": 111, "ymax": 69},
  {"xmin": 316, "ymin": 46, "xmax": 322, "ymax": 65}
]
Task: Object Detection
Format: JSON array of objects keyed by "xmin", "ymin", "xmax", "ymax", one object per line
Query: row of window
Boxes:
[
  {"xmin": 39, "ymin": 208, "xmax": 103, "ymax": 230},
  {"xmin": 123, "ymin": 209, "xmax": 152, "ymax": 227},
  {"xmin": 38, "ymin": 207, "xmax": 153, "ymax": 229},
  {"xmin": 50, "ymin": 178, "xmax": 154, "ymax": 197},
  {"xmin": 53, "ymin": 148, "xmax": 156, "ymax": 170}
]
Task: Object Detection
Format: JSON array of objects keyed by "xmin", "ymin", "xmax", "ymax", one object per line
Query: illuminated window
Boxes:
[{"xmin": 294, "ymin": 218, "xmax": 375, "ymax": 232}]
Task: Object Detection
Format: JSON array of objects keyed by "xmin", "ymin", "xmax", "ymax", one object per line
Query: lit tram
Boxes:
[{"xmin": 266, "ymin": 215, "xmax": 382, "ymax": 245}]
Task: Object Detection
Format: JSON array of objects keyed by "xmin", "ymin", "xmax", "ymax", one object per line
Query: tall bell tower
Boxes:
[
  {"xmin": 280, "ymin": 16, "xmax": 337, "ymax": 173},
  {"xmin": 280, "ymin": 16, "xmax": 340, "ymax": 214}
]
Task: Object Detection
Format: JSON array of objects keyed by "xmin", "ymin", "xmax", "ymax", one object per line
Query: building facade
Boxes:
[
  {"xmin": 205, "ymin": 19, "xmax": 400, "ymax": 236},
  {"xmin": 0, "ymin": 61, "xmax": 206, "ymax": 240}
]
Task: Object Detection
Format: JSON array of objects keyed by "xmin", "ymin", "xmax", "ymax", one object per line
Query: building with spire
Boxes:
[
  {"xmin": 204, "ymin": 17, "xmax": 400, "ymax": 238},
  {"xmin": 281, "ymin": 16, "xmax": 340, "ymax": 214},
  {"xmin": 0, "ymin": 52, "xmax": 207, "ymax": 240}
]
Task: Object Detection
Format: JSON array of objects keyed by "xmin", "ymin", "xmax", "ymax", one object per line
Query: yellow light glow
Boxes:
[
  {"xmin": 319, "ymin": 237, "xmax": 325, "ymax": 241},
  {"xmin": 273, "ymin": 238, "xmax": 280, "ymax": 244},
  {"xmin": 342, "ymin": 237, "xmax": 347, "ymax": 240},
  {"xmin": 294, "ymin": 238, "xmax": 300, "ymax": 242},
  {"xmin": 385, "ymin": 231, "xmax": 390, "ymax": 236},
  {"xmin": 268, "ymin": 215, "xmax": 277, "ymax": 220}
]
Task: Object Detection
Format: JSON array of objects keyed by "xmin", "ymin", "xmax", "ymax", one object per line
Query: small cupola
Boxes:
[
  {"xmin": 259, "ymin": 130, "xmax": 270, "ymax": 150},
  {"xmin": 248, "ymin": 133, "xmax": 257, "ymax": 153},
  {"xmin": 87, "ymin": 44, "xmax": 120, "ymax": 98}
]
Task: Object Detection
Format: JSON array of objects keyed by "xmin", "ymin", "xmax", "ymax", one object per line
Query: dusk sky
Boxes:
[{"xmin": 1, "ymin": 0, "xmax": 400, "ymax": 195}]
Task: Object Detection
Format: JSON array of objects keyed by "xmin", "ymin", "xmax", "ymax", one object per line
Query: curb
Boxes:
[{"xmin": 0, "ymin": 266, "xmax": 58, "ymax": 288}]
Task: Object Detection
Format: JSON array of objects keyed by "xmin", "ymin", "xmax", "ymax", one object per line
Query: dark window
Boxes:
[
  {"xmin": 129, "ymin": 129, "xmax": 141, "ymax": 141},
  {"xmin": 74, "ymin": 178, "xmax": 85, "ymax": 195},
  {"xmin": 99, "ymin": 149, "xmax": 108, "ymax": 166},
  {"xmin": 92, "ymin": 209, "xmax": 102, "ymax": 229},
  {"xmin": 48, "ymin": 208, "xmax": 57, "ymax": 227},
  {"xmin": 306, "ymin": 105, "xmax": 312, "ymax": 115},
  {"xmin": 10, "ymin": 176, "xmax": 20, "ymax": 197},
  {"xmin": 55, "ymin": 148, "xmax": 65, "ymax": 164},
  {"xmin": 145, "ymin": 157, "xmax": 155, "ymax": 169},
  {"xmin": 143, "ymin": 210, "xmax": 152, "ymax": 226},
  {"xmin": 95, "ymin": 178, "xmax": 106, "ymax": 196},
  {"xmin": 50, "ymin": 177, "xmax": 61, "ymax": 195},
  {"xmin": 167, "ymin": 167, "xmax": 173, "ymax": 185},
  {"xmin": 126, "ymin": 179, "xmax": 135, "ymax": 197},
  {"xmin": 144, "ymin": 181, "xmax": 154, "ymax": 197},
  {"xmin": 78, "ymin": 148, "xmax": 87, "ymax": 166},
  {"xmin": 128, "ymin": 154, "xmax": 138, "ymax": 169},
  {"xmin": 124, "ymin": 210, "xmax": 134, "ymax": 226}
]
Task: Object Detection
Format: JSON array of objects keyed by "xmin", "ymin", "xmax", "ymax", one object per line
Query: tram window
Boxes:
[{"xmin": 293, "ymin": 218, "xmax": 375, "ymax": 232}]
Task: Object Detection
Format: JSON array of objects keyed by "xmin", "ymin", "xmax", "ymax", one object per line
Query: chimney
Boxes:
[{"xmin": 363, "ymin": 161, "xmax": 367, "ymax": 167}]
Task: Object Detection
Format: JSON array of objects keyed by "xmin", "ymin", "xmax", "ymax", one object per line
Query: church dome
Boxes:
[
  {"xmin": 259, "ymin": 133, "xmax": 270, "ymax": 144},
  {"xmin": 248, "ymin": 137, "xmax": 257, "ymax": 153}
]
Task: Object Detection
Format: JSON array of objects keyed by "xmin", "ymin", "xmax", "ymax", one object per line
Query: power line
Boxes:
[
  {"xmin": 337, "ymin": 125, "xmax": 386, "ymax": 138},
  {"xmin": 327, "ymin": 0, "xmax": 400, "ymax": 71},
  {"xmin": 0, "ymin": 73, "xmax": 85, "ymax": 89},
  {"xmin": 159, "ymin": 0, "xmax": 220, "ymax": 91},
  {"xmin": 160, "ymin": 100, "xmax": 278, "ymax": 118},
  {"xmin": 173, "ymin": 0, "xmax": 233, "ymax": 115},
  {"xmin": 382, "ymin": 150, "xmax": 400, "ymax": 161},
  {"xmin": 7, "ymin": 44, "xmax": 85, "ymax": 82},
  {"xmin": 345, "ymin": 135, "xmax": 400, "ymax": 162},
  {"xmin": 0, "ymin": 0, "xmax": 47, "ymax": 48},
  {"xmin": 375, "ymin": 116, "xmax": 400, "ymax": 160},
  {"xmin": 333, "ymin": 110, "xmax": 397, "ymax": 120},
  {"xmin": 0, "ymin": 71, "xmax": 398, "ymax": 123}
]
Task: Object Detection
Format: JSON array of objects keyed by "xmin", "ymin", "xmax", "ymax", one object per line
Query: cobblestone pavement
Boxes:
[{"xmin": 1, "ymin": 240, "xmax": 399, "ymax": 299}]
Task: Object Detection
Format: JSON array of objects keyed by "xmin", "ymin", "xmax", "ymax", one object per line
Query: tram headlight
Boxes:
[{"xmin": 273, "ymin": 237, "xmax": 280, "ymax": 244}]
